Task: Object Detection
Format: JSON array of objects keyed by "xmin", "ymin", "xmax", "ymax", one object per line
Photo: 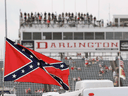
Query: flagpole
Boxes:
[
  {"xmin": 2, "ymin": 0, "xmax": 7, "ymax": 95},
  {"xmin": 118, "ymin": 52, "xmax": 120, "ymax": 87},
  {"xmin": 5, "ymin": 0, "xmax": 7, "ymax": 37}
]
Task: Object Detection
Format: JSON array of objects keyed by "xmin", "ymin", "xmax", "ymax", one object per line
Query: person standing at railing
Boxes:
[
  {"xmin": 39, "ymin": 15, "xmax": 42, "ymax": 24},
  {"xmin": 24, "ymin": 12, "xmax": 27, "ymax": 22}
]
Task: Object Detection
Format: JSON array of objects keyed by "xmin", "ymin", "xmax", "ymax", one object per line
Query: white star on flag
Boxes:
[
  {"xmin": 30, "ymin": 55, "xmax": 33, "ymax": 58},
  {"xmin": 60, "ymin": 64, "xmax": 64, "ymax": 68},
  {"xmin": 12, "ymin": 74, "xmax": 16, "ymax": 78},
  {"xmin": 21, "ymin": 69, "xmax": 25, "ymax": 73},
  {"xmin": 37, "ymin": 62, "xmax": 40, "ymax": 66},
  {"xmin": 29, "ymin": 65, "xmax": 33, "ymax": 69}
]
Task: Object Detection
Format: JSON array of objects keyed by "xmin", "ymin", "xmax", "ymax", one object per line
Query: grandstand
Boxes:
[
  {"xmin": 1, "ymin": 53, "xmax": 128, "ymax": 96},
  {"xmin": 1, "ymin": 12, "xmax": 128, "ymax": 96}
]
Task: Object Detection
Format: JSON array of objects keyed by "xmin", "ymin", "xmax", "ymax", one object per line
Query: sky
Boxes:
[{"xmin": 0, "ymin": 0, "xmax": 128, "ymax": 59}]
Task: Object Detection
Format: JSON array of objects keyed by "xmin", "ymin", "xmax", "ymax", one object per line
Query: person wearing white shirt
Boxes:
[{"xmin": 84, "ymin": 14, "xmax": 87, "ymax": 24}]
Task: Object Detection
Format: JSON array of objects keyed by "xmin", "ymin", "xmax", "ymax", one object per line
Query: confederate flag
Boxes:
[{"xmin": 4, "ymin": 38, "xmax": 70, "ymax": 90}]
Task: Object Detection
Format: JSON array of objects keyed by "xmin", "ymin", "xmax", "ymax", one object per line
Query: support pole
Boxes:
[
  {"xmin": 2, "ymin": 0, "xmax": 8, "ymax": 95},
  {"xmin": 5, "ymin": 0, "xmax": 7, "ymax": 37},
  {"xmin": 118, "ymin": 52, "xmax": 120, "ymax": 87}
]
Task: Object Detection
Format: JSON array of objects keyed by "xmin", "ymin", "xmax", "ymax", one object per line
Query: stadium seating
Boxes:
[{"xmin": 0, "ymin": 59, "xmax": 128, "ymax": 96}]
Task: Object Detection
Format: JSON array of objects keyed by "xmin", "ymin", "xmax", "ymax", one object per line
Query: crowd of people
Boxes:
[
  {"xmin": 98, "ymin": 61, "xmax": 111, "ymax": 76},
  {"xmin": 64, "ymin": 55, "xmax": 114, "ymax": 84},
  {"xmin": 20, "ymin": 12, "xmax": 104, "ymax": 28}
]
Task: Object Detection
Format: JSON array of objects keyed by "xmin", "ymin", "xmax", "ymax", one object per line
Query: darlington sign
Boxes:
[{"xmin": 34, "ymin": 40, "xmax": 119, "ymax": 52}]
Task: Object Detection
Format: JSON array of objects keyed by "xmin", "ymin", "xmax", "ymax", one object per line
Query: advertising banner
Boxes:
[
  {"xmin": 34, "ymin": 40, "xmax": 119, "ymax": 52},
  {"xmin": 21, "ymin": 41, "xmax": 34, "ymax": 50},
  {"xmin": 120, "ymin": 40, "xmax": 128, "ymax": 51}
]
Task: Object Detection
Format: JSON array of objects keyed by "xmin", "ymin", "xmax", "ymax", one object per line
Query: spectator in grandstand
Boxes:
[
  {"xmin": 27, "ymin": 13, "xmax": 31, "ymax": 23},
  {"xmin": 47, "ymin": 19, "xmax": 50, "ymax": 27},
  {"xmin": 82, "ymin": 56, "xmax": 85, "ymax": 60},
  {"xmin": 69, "ymin": 57, "xmax": 72, "ymax": 64},
  {"xmin": 113, "ymin": 71, "xmax": 117, "ymax": 80},
  {"xmin": 65, "ymin": 13, "xmax": 69, "ymax": 24},
  {"xmin": 53, "ymin": 89, "xmax": 57, "ymax": 92},
  {"xmin": 85, "ymin": 60, "xmax": 89, "ymax": 67},
  {"xmin": 27, "ymin": 88, "xmax": 32, "ymax": 94},
  {"xmin": 35, "ymin": 88, "xmax": 38, "ymax": 93},
  {"xmin": 88, "ymin": 62, "xmax": 92, "ymax": 66},
  {"xmin": 55, "ymin": 12, "xmax": 57, "ymax": 17},
  {"xmin": 44, "ymin": 16, "xmax": 47, "ymax": 23},
  {"xmin": 25, "ymin": 89, "xmax": 28, "ymax": 94},
  {"xmin": 52, "ymin": 13, "xmax": 54, "ymax": 19},
  {"xmin": 31, "ymin": 12, "xmax": 33, "ymax": 17},
  {"xmin": 96, "ymin": 56, "xmax": 98, "ymax": 60},
  {"xmin": 99, "ymin": 63, "xmax": 102, "ymax": 67},
  {"xmin": 39, "ymin": 15, "xmax": 42, "ymax": 24},
  {"xmin": 77, "ymin": 67, "xmax": 81, "ymax": 71},
  {"xmin": 90, "ymin": 14, "xmax": 93, "ymax": 23},
  {"xmin": 73, "ymin": 77, "xmax": 76, "ymax": 81},
  {"xmin": 101, "ymin": 19, "xmax": 104, "ymax": 27},
  {"xmin": 109, "ymin": 65, "xmax": 112, "ymax": 70},
  {"xmin": 105, "ymin": 65, "xmax": 109, "ymax": 72},
  {"xmin": 114, "ymin": 76, "xmax": 118, "ymax": 86},
  {"xmin": 65, "ymin": 56, "xmax": 67, "ymax": 60},
  {"xmin": 100, "ymin": 67, "xmax": 105, "ymax": 74},
  {"xmin": 71, "ymin": 66, "xmax": 75, "ymax": 70},
  {"xmin": 110, "ymin": 21, "xmax": 112, "ymax": 26},
  {"xmin": 92, "ymin": 58, "xmax": 95, "ymax": 64},
  {"xmin": 25, "ymin": 87, "xmax": 32, "ymax": 95},
  {"xmin": 88, "ymin": 16, "xmax": 90, "ymax": 25},
  {"xmin": 24, "ymin": 12, "xmax": 27, "ymax": 22},
  {"xmin": 62, "ymin": 13, "xmax": 64, "ymax": 22},
  {"xmin": 101, "ymin": 62, "xmax": 105, "ymax": 67},
  {"xmin": 77, "ymin": 77, "xmax": 81, "ymax": 81},
  {"xmin": 53, "ymin": 16, "xmax": 57, "ymax": 24},
  {"xmin": 99, "ymin": 70, "xmax": 102, "ymax": 76},
  {"xmin": 94, "ymin": 17, "xmax": 96, "ymax": 26}
]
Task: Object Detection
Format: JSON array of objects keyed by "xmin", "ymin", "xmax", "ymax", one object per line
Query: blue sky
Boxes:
[{"xmin": 0, "ymin": 0, "xmax": 128, "ymax": 59}]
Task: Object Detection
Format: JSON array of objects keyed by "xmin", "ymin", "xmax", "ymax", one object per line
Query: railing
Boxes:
[{"xmin": 20, "ymin": 18, "xmax": 104, "ymax": 28}]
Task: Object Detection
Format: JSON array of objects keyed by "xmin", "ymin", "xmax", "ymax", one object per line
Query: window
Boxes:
[
  {"xmin": 43, "ymin": 32, "xmax": 52, "ymax": 40},
  {"xmin": 114, "ymin": 32, "xmax": 122, "ymax": 40},
  {"xmin": 63, "ymin": 32, "xmax": 73, "ymax": 40},
  {"xmin": 115, "ymin": 18, "xmax": 118, "ymax": 22},
  {"xmin": 53, "ymin": 32, "xmax": 62, "ymax": 40},
  {"xmin": 95, "ymin": 32, "xmax": 104, "ymax": 39},
  {"xmin": 120, "ymin": 18, "xmax": 128, "ymax": 22},
  {"xmin": 123, "ymin": 32, "xmax": 128, "ymax": 40},
  {"xmin": 106, "ymin": 32, "xmax": 113, "ymax": 40},
  {"xmin": 23, "ymin": 32, "xmax": 32, "ymax": 40},
  {"xmin": 33, "ymin": 32, "xmax": 41, "ymax": 40},
  {"xmin": 85, "ymin": 32, "xmax": 94, "ymax": 40},
  {"xmin": 74, "ymin": 32, "xmax": 83, "ymax": 40}
]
